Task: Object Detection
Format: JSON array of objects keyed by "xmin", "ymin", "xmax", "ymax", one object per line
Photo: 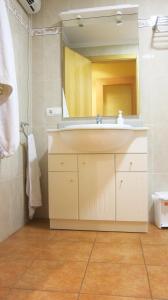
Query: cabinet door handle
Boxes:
[
  {"xmin": 129, "ymin": 161, "xmax": 133, "ymax": 171},
  {"xmin": 70, "ymin": 179, "xmax": 74, "ymax": 183},
  {"xmin": 60, "ymin": 162, "xmax": 64, "ymax": 165},
  {"xmin": 82, "ymin": 162, "xmax": 86, "ymax": 165},
  {"xmin": 120, "ymin": 179, "xmax": 123, "ymax": 186}
]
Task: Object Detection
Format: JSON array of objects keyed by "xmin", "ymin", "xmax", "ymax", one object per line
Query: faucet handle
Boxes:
[{"xmin": 96, "ymin": 114, "xmax": 102, "ymax": 124}]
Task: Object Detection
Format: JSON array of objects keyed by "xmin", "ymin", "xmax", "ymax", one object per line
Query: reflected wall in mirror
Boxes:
[{"xmin": 60, "ymin": 5, "xmax": 139, "ymax": 118}]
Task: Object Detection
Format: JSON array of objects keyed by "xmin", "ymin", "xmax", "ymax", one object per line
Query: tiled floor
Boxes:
[{"xmin": 0, "ymin": 222, "xmax": 168, "ymax": 299}]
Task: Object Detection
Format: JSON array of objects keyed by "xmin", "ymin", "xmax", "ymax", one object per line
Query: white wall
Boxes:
[
  {"xmin": 32, "ymin": 0, "xmax": 168, "ymax": 220},
  {"xmin": 0, "ymin": 0, "xmax": 30, "ymax": 241}
]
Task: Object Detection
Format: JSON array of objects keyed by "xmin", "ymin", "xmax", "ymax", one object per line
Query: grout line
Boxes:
[
  {"xmin": 6, "ymin": 286, "xmax": 78, "ymax": 295},
  {"xmin": 47, "ymin": 236, "xmax": 97, "ymax": 244},
  {"xmin": 7, "ymin": 287, "xmax": 156, "ymax": 300},
  {"xmin": 77, "ymin": 233, "xmax": 97, "ymax": 300},
  {"xmin": 78, "ymin": 291, "xmax": 154, "ymax": 299},
  {"xmin": 140, "ymin": 236, "xmax": 153, "ymax": 299}
]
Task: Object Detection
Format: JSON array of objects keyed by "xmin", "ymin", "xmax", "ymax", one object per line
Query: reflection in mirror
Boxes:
[{"xmin": 60, "ymin": 5, "xmax": 139, "ymax": 118}]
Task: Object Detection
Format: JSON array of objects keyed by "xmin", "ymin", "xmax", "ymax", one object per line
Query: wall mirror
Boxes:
[{"xmin": 60, "ymin": 5, "xmax": 139, "ymax": 118}]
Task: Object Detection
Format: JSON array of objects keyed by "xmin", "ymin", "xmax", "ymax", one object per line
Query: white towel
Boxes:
[
  {"xmin": 0, "ymin": 0, "xmax": 19, "ymax": 158},
  {"xmin": 26, "ymin": 134, "xmax": 42, "ymax": 219}
]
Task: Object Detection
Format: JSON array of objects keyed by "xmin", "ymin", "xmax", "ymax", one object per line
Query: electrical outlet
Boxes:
[{"xmin": 46, "ymin": 107, "xmax": 62, "ymax": 116}]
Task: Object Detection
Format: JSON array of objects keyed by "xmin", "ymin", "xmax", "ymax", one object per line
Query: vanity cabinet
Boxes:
[
  {"xmin": 48, "ymin": 130, "xmax": 148, "ymax": 232},
  {"xmin": 78, "ymin": 154, "xmax": 115, "ymax": 221}
]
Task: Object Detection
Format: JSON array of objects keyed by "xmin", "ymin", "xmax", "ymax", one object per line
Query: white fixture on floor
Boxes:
[{"xmin": 153, "ymin": 192, "xmax": 168, "ymax": 228}]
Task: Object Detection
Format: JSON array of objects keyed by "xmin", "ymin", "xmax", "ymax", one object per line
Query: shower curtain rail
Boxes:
[{"xmin": 20, "ymin": 122, "xmax": 29, "ymax": 138}]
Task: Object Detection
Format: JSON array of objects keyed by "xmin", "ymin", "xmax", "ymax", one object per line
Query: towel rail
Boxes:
[
  {"xmin": 20, "ymin": 122, "xmax": 29, "ymax": 138},
  {"xmin": 0, "ymin": 84, "xmax": 3, "ymax": 95}
]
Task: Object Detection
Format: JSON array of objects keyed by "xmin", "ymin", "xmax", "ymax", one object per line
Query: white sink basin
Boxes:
[
  {"xmin": 62, "ymin": 123, "xmax": 133, "ymax": 130},
  {"xmin": 56, "ymin": 123, "xmax": 135, "ymax": 152}
]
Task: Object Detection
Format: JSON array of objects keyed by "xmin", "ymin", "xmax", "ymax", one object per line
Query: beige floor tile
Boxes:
[
  {"xmin": 15, "ymin": 260, "xmax": 87, "ymax": 293},
  {"xmin": 148, "ymin": 224, "xmax": 161, "ymax": 233},
  {"xmin": 81, "ymin": 262, "xmax": 150, "ymax": 297},
  {"xmin": 0, "ymin": 240, "xmax": 16, "ymax": 256},
  {"xmin": 52, "ymin": 230, "xmax": 96, "ymax": 242},
  {"xmin": 143, "ymin": 244, "xmax": 168, "ymax": 265},
  {"xmin": 91, "ymin": 242, "xmax": 144, "ymax": 264},
  {"xmin": 0, "ymin": 287, "xmax": 10, "ymax": 299},
  {"xmin": 147, "ymin": 266, "xmax": 168, "ymax": 299},
  {"xmin": 141, "ymin": 230, "xmax": 168, "ymax": 245},
  {"xmin": 37, "ymin": 241, "xmax": 93, "ymax": 261},
  {"xmin": 96, "ymin": 232, "xmax": 141, "ymax": 243},
  {"xmin": 7, "ymin": 289, "xmax": 78, "ymax": 300},
  {"xmin": 0, "ymin": 258, "xmax": 33, "ymax": 288},
  {"xmin": 7, "ymin": 235, "xmax": 51, "ymax": 247},
  {"xmin": 0, "ymin": 238, "xmax": 48, "ymax": 261},
  {"xmin": 79, "ymin": 295, "xmax": 151, "ymax": 300},
  {"xmin": 10, "ymin": 225, "xmax": 55, "ymax": 241}
]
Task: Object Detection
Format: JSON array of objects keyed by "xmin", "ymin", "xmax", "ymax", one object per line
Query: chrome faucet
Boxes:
[{"xmin": 96, "ymin": 114, "xmax": 102, "ymax": 124}]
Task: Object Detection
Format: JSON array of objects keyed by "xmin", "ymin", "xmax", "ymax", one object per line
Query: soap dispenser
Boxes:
[{"xmin": 117, "ymin": 110, "xmax": 124, "ymax": 125}]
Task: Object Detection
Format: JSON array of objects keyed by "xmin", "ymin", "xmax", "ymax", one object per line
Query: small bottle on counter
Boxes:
[{"xmin": 117, "ymin": 110, "xmax": 124, "ymax": 125}]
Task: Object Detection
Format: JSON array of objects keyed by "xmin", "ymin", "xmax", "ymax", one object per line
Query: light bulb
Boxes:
[
  {"xmin": 116, "ymin": 11, "xmax": 123, "ymax": 25},
  {"xmin": 76, "ymin": 15, "xmax": 84, "ymax": 27}
]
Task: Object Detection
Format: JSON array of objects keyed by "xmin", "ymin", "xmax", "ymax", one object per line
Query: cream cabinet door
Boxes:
[
  {"xmin": 78, "ymin": 154, "xmax": 115, "ymax": 220},
  {"xmin": 116, "ymin": 172, "xmax": 148, "ymax": 222},
  {"xmin": 49, "ymin": 172, "xmax": 78, "ymax": 220}
]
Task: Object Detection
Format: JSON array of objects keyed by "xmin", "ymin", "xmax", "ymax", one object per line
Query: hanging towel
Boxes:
[
  {"xmin": 26, "ymin": 134, "xmax": 42, "ymax": 219},
  {"xmin": 0, "ymin": 0, "xmax": 19, "ymax": 158}
]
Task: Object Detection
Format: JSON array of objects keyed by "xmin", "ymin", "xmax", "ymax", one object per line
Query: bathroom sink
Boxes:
[
  {"xmin": 55, "ymin": 123, "xmax": 136, "ymax": 152},
  {"xmin": 62, "ymin": 123, "xmax": 133, "ymax": 129}
]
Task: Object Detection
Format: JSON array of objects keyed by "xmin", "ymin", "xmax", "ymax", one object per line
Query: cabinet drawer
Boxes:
[
  {"xmin": 115, "ymin": 154, "xmax": 147, "ymax": 172},
  {"xmin": 48, "ymin": 155, "xmax": 77, "ymax": 171}
]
